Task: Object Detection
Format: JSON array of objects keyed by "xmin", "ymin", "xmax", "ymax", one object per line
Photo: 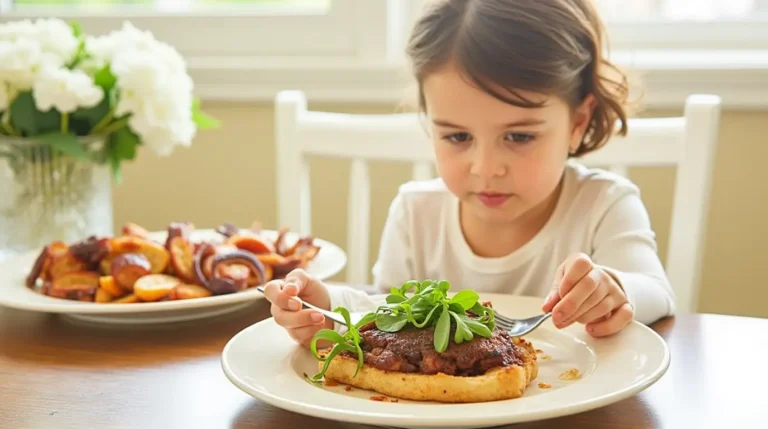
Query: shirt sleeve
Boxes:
[{"xmin": 591, "ymin": 188, "xmax": 676, "ymax": 325}]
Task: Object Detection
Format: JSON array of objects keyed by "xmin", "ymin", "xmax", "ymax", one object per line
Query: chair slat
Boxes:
[{"xmin": 346, "ymin": 159, "xmax": 371, "ymax": 285}]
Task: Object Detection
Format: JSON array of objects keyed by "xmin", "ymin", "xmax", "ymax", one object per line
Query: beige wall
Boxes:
[{"xmin": 112, "ymin": 101, "xmax": 768, "ymax": 319}]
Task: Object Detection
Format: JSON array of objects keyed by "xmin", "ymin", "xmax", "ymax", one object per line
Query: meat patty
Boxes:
[{"xmin": 341, "ymin": 321, "xmax": 525, "ymax": 377}]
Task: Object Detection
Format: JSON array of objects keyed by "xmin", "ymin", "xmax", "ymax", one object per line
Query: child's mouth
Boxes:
[{"xmin": 475, "ymin": 192, "xmax": 511, "ymax": 208}]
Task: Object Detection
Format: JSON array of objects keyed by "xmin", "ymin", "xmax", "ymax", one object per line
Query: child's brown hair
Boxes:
[{"xmin": 406, "ymin": 0, "xmax": 631, "ymax": 156}]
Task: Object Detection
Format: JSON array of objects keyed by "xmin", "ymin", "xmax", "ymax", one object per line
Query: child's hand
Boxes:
[
  {"xmin": 262, "ymin": 269, "xmax": 333, "ymax": 347},
  {"xmin": 541, "ymin": 253, "xmax": 633, "ymax": 337}
]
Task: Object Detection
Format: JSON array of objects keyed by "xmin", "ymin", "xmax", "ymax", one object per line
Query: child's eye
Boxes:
[
  {"xmin": 443, "ymin": 132, "xmax": 472, "ymax": 144},
  {"xmin": 505, "ymin": 132, "xmax": 535, "ymax": 144}
]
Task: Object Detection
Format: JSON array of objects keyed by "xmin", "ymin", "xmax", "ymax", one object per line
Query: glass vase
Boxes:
[{"xmin": 0, "ymin": 135, "xmax": 114, "ymax": 263}]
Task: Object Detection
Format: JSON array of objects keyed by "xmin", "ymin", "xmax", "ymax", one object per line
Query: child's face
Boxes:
[{"xmin": 422, "ymin": 65, "xmax": 593, "ymax": 226}]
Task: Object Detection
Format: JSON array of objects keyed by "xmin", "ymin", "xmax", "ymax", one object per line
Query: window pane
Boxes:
[
  {"xmin": 595, "ymin": 0, "xmax": 768, "ymax": 21},
  {"xmin": 12, "ymin": 0, "xmax": 331, "ymax": 9}
]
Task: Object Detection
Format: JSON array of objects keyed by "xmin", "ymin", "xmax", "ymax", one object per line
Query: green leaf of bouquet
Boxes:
[
  {"xmin": 10, "ymin": 92, "xmax": 61, "ymax": 136},
  {"xmin": 94, "ymin": 65, "xmax": 117, "ymax": 91},
  {"xmin": 192, "ymin": 97, "xmax": 220, "ymax": 129},
  {"xmin": 37, "ymin": 132, "xmax": 87, "ymax": 160}
]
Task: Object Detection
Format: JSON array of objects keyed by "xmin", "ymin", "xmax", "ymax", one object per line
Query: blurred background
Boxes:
[{"xmin": 1, "ymin": 0, "xmax": 766, "ymax": 317}]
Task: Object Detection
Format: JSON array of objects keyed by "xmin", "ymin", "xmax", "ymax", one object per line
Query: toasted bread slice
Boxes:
[{"xmin": 320, "ymin": 337, "xmax": 538, "ymax": 403}]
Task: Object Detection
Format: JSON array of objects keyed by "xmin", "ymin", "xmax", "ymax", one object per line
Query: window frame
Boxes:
[
  {"xmin": 2, "ymin": 0, "xmax": 767, "ymax": 109},
  {"xmin": 0, "ymin": 0, "xmax": 399, "ymax": 60}
]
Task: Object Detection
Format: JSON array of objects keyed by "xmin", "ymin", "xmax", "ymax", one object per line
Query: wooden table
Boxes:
[{"xmin": 0, "ymin": 298, "xmax": 764, "ymax": 429}]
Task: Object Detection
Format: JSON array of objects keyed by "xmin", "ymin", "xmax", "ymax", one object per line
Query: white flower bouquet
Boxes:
[
  {"xmin": 0, "ymin": 18, "xmax": 219, "ymax": 260},
  {"xmin": 0, "ymin": 18, "xmax": 219, "ymax": 180}
]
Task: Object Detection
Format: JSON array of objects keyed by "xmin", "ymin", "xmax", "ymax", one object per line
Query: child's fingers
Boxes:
[
  {"xmin": 272, "ymin": 306, "xmax": 325, "ymax": 329},
  {"xmin": 574, "ymin": 295, "xmax": 615, "ymax": 325},
  {"xmin": 262, "ymin": 279, "xmax": 286, "ymax": 304},
  {"xmin": 558, "ymin": 253, "xmax": 593, "ymax": 297},
  {"xmin": 541, "ymin": 289, "xmax": 560, "ymax": 313},
  {"xmin": 283, "ymin": 269, "xmax": 311, "ymax": 294},
  {"xmin": 561, "ymin": 279, "xmax": 608, "ymax": 326},
  {"xmin": 289, "ymin": 323, "xmax": 327, "ymax": 346},
  {"xmin": 585, "ymin": 302, "xmax": 633, "ymax": 337},
  {"xmin": 553, "ymin": 268, "xmax": 600, "ymax": 326}
]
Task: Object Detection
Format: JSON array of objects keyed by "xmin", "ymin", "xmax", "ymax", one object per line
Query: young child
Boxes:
[{"xmin": 263, "ymin": 0, "xmax": 676, "ymax": 347}]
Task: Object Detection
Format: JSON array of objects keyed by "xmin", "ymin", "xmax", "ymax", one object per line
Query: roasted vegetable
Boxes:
[
  {"xmin": 101, "ymin": 236, "xmax": 170, "ymax": 274},
  {"xmin": 69, "ymin": 235, "xmax": 110, "ymax": 267},
  {"xmin": 165, "ymin": 221, "xmax": 194, "ymax": 248},
  {"xmin": 121, "ymin": 222, "xmax": 150, "ymax": 238},
  {"xmin": 98, "ymin": 276, "xmax": 126, "ymax": 298},
  {"xmin": 110, "ymin": 253, "xmax": 152, "ymax": 291},
  {"xmin": 168, "ymin": 236, "xmax": 195, "ymax": 283},
  {"xmin": 133, "ymin": 274, "xmax": 180, "ymax": 302},
  {"xmin": 47, "ymin": 271, "xmax": 100, "ymax": 300},
  {"xmin": 48, "ymin": 251, "xmax": 87, "ymax": 280},
  {"xmin": 226, "ymin": 234, "xmax": 275, "ymax": 255},
  {"xmin": 209, "ymin": 250, "xmax": 267, "ymax": 292},
  {"xmin": 113, "ymin": 294, "xmax": 140, "ymax": 304},
  {"xmin": 169, "ymin": 283, "xmax": 213, "ymax": 300},
  {"xmin": 25, "ymin": 246, "xmax": 50, "ymax": 287},
  {"xmin": 95, "ymin": 288, "xmax": 115, "ymax": 303}
]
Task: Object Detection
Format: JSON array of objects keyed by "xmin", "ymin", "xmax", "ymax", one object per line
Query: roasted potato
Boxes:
[
  {"xmin": 169, "ymin": 283, "xmax": 213, "ymax": 300},
  {"xmin": 133, "ymin": 274, "xmax": 180, "ymax": 302},
  {"xmin": 101, "ymin": 236, "xmax": 170, "ymax": 274},
  {"xmin": 98, "ymin": 275, "xmax": 126, "ymax": 297},
  {"xmin": 47, "ymin": 271, "xmax": 99, "ymax": 300},
  {"xmin": 121, "ymin": 222, "xmax": 150, "ymax": 238},
  {"xmin": 95, "ymin": 288, "xmax": 115, "ymax": 303},
  {"xmin": 226, "ymin": 235, "xmax": 275, "ymax": 255},
  {"xmin": 110, "ymin": 253, "xmax": 152, "ymax": 291},
  {"xmin": 168, "ymin": 236, "xmax": 195, "ymax": 283},
  {"xmin": 113, "ymin": 294, "xmax": 140, "ymax": 304}
]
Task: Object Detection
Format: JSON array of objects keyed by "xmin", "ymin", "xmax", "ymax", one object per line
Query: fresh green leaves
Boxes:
[
  {"xmin": 37, "ymin": 132, "xmax": 88, "ymax": 160},
  {"xmin": 308, "ymin": 280, "xmax": 497, "ymax": 382},
  {"xmin": 192, "ymin": 97, "xmax": 220, "ymax": 129},
  {"xmin": 10, "ymin": 92, "xmax": 62, "ymax": 136},
  {"xmin": 107, "ymin": 126, "xmax": 140, "ymax": 183},
  {"xmin": 368, "ymin": 279, "xmax": 494, "ymax": 351},
  {"xmin": 434, "ymin": 303, "xmax": 450, "ymax": 352},
  {"xmin": 309, "ymin": 307, "xmax": 370, "ymax": 382}
]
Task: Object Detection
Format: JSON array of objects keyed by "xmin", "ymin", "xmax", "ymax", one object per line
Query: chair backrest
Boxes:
[{"xmin": 275, "ymin": 90, "xmax": 721, "ymax": 314}]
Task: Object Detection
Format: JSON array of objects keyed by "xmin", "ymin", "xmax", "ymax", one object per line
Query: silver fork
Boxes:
[
  {"xmin": 256, "ymin": 286, "xmax": 551, "ymax": 335},
  {"xmin": 255, "ymin": 286, "xmax": 348, "ymax": 326},
  {"xmin": 494, "ymin": 311, "xmax": 552, "ymax": 337}
]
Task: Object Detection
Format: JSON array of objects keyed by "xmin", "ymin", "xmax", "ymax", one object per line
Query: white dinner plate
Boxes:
[
  {"xmin": 0, "ymin": 229, "xmax": 347, "ymax": 324},
  {"xmin": 221, "ymin": 293, "xmax": 670, "ymax": 429}
]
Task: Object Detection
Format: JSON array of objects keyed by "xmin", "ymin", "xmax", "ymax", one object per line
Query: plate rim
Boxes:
[
  {"xmin": 220, "ymin": 293, "xmax": 671, "ymax": 427},
  {"xmin": 0, "ymin": 228, "xmax": 347, "ymax": 315}
]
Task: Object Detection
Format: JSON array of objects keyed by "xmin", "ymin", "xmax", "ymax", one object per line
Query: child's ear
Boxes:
[{"xmin": 569, "ymin": 94, "xmax": 597, "ymax": 154}]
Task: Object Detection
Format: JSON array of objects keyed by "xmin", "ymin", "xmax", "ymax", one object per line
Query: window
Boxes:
[
  {"xmin": 1, "ymin": 0, "xmax": 395, "ymax": 60},
  {"xmin": 3, "ymin": 0, "xmax": 766, "ymax": 107},
  {"xmin": 595, "ymin": 0, "xmax": 768, "ymax": 49}
]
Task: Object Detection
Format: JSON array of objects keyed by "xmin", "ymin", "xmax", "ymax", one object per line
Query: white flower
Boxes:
[
  {"xmin": 0, "ymin": 82, "xmax": 10, "ymax": 111},
  {"xmin": 33, "ymin": 67, "xmax": 104, "ymax": 113},
  {"xmin": 85, "ymin": 21, "xmax": 158, "ymax": 66},
  {"xmin": 0, "ymin": 18, "xmax": 79, "ymax": 66},
  {"xmin": 0, "ymin": 39, "xmax": 60, "ymax": 91}
]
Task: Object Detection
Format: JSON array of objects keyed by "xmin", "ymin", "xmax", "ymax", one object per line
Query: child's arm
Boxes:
[
  {"xmin": 590, "ymin": 191, "xmax": 676, "ymax": 325},
  {"xmin": 325, "ymin": 192, "xmax": 414, "ymax": 327}
]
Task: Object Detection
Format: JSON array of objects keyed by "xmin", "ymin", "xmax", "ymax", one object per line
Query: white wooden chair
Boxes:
[{"xmin": 275, "ymin": 90, "xmax": 721, "ymax": 314}]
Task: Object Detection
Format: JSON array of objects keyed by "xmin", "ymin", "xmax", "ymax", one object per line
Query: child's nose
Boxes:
[{"xmin": 469, "ymin": 145, "xmax": 506, "ymax": 178}]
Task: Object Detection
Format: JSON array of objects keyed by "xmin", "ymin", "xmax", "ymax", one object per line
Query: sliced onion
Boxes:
[{"xmin": 210, "ymin": 250, "xmax": 266, "ymax": 292}]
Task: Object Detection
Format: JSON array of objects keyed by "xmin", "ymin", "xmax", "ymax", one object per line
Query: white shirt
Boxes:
[{"xmin": 328, "ymin": 161, "xmax": 676, "ymax": 326}]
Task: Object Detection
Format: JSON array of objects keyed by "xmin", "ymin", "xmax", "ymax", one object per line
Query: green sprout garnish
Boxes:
[{"xmin": 309, "ymin": 280, "xmax": 495, "ymax": 381}]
